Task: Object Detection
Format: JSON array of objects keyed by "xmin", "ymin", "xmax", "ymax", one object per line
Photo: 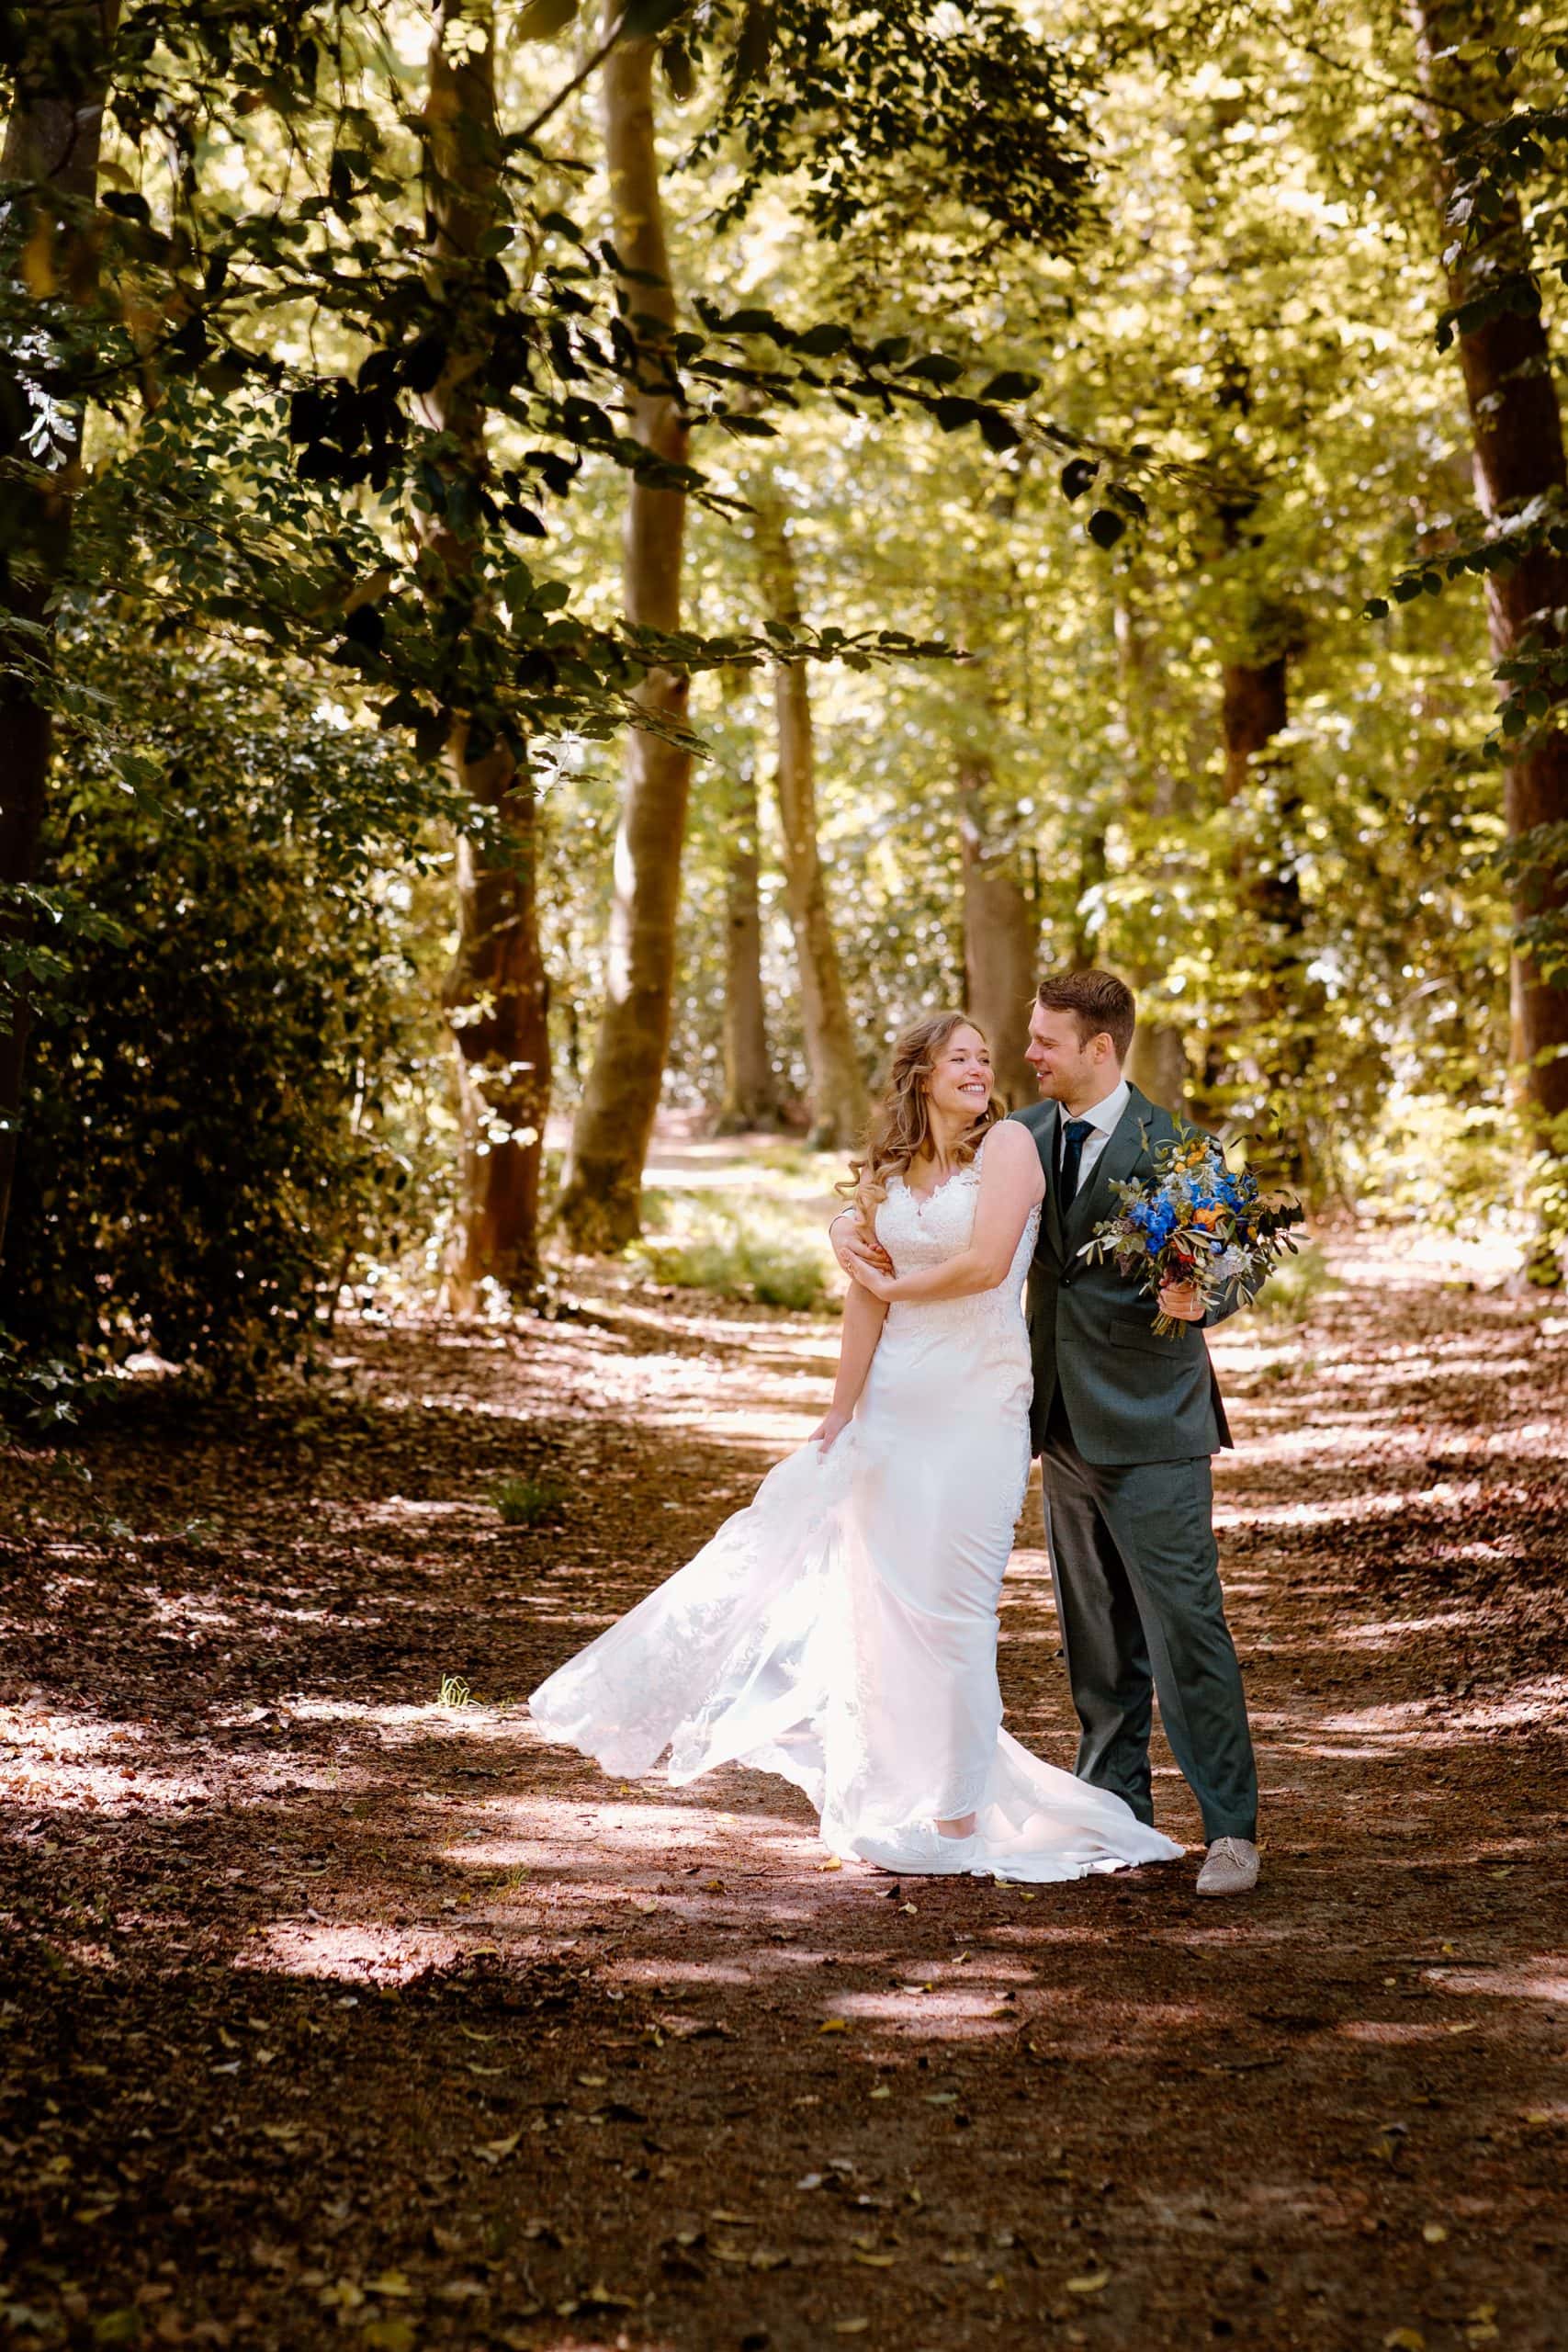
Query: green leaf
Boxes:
[
  {"xmin": 91, "ymin": 2314, "xmax": 144, "ymax": 2349},
  {"xmin": 902, "ymin": 354, "xmax": 964, "ymax": 386},
  {"xmin": 1087, "ymin": 508, "xmax": 1126, "ymax": 549},
  {"xmin": 717, "ymin": 306, "xmax": 786, "ymax": 338},
  {"xmin": 623, "ymin": 0, "xmax": 692, "ymax": 38},
  {"xmin": 1060, "ymin": 457, "xmax": 1099, "ymax": 502},
  {"xmin": 931, "ymin": 396, "xmax": 984, "ymax": 433},
  {"xmin": 660, "ymin": 38, "xmax": 694, "ymax": 100},
  {"xmin": 516, "ymin": 0, "xmax": 580, "ymax": 36},
  {"xmin": 978, "ymin": 410, "xmax": 1022, "ymax": 454},
  {"xmin": 979, "ymin": 370, "xmax": 1041, "ymax": 401},
  {"xmin": 344, "ymin": 604, "xmax": 386, "ymax": 652}
]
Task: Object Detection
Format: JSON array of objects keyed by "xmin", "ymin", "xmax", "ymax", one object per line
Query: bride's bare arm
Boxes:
[
  {"xmin": 855, "ymin": 1122, "xmax": 1043, "ymax": 1306},
  {"xmin": 810, "ymin": 1280, "xmax": 888, "ymax": 1451}
]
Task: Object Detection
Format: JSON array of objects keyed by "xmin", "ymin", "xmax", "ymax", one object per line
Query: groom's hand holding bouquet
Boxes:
[{"xmin": 1082, "ymin": 1125, "xmax": 1305, "ymax": 1339}]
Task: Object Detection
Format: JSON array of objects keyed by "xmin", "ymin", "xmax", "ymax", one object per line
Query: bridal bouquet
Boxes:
[{"xmin": 1080, "ymin": 1126, "xmax": 1305, "ymax": 1338}]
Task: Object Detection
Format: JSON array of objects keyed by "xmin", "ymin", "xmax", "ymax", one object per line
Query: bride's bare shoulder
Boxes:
[{"xmin": 979, "ymin": 1119, "xmax": 1043, "ymax": 1181}]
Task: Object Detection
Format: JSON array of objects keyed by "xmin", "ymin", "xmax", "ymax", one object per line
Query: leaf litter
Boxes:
[{"xmin": 0, "ymin": 1232, "xmax": 1564, "ymax": 2345}]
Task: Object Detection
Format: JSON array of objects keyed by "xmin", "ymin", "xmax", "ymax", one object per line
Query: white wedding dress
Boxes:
[{"xmin": 529, "ymin": 1144, "xmax": 1181, "ymax": 1881}]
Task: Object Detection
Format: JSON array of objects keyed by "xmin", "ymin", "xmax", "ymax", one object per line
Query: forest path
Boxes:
[{"xmin": 2, "ymin": 1231, "xmax": 1565, "ymax": 2352}]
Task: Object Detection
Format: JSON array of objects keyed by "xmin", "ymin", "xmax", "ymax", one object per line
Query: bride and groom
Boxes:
[{"xmin": 531, "ymin": 969, "xmax": 1260, "ymax": 1897}]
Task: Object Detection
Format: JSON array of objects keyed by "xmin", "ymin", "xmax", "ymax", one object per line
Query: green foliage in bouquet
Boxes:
[{"xmin": 1081, "ymin": 1126, "xmax": 1307, "ymax": 1339}]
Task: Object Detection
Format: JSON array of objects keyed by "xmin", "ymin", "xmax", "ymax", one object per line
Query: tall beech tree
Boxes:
[
  {"xmin": 1407, "ymin": 4, "xmax": 1568, "ymax": 1254},
  {"xmin": 557, "ymin": 11, "xmax": 695, "ymax": 1251},
  {"xmin": 0, "ymin": 0, "xmax": 118, "ymax": 1265},
  {"xmin": 419, "ymin": 0, "xmax": 550, "ymax": 1301},
  {"xmin": 957, "ymin": 759, "xmax": 1038, "ymax": 1108},
  {"xmin": 715, "ymin": 688, "xmax": 777, "ymax": 1132},
  {"xmin": 751, "ymin": 487, "xmax": 867, "ymax": 1148}
]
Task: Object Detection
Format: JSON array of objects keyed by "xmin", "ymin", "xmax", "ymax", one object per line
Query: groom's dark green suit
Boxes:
[{"xmin": 1010, "ymin": 1086, "xmax": 1258, "ymax": 1844}]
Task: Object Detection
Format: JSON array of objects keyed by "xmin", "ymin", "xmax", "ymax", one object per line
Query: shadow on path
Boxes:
[{"xmin": 2, "ymin": 1235, "xmax": 1564, "ymax": 2349}]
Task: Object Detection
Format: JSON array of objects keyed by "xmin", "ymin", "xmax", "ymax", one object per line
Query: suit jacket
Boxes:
[{"xmin": 1011, "ymin": 1086, "xmax": 1236, "ymax": 1465}]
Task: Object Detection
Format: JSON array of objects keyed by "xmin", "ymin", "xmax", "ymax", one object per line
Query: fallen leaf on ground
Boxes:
[{"xmin": 361, "ymin": 2323, "xmax": 416, "ymax": 2352}]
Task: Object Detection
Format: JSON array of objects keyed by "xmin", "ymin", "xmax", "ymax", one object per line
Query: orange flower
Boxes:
[{"xmin": 1193, "ymin": 1204, "xmax": 1224, "ymax": 1229}]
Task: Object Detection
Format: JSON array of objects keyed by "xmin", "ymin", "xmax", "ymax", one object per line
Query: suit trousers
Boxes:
[{"xmin": 1040, "ymin": 1389, "xmax": 1258, "ymax": 1843}]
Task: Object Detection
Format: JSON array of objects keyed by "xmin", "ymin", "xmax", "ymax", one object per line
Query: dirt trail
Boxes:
[{"xmin": 2, "ymin": 1233, "xmax": 1565, "ymax": 2352}]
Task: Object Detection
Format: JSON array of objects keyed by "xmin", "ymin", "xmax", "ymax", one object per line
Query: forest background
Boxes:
[{"xmin": 4, "ymin": 0, "xmax": 1568, "ymax": 1401}]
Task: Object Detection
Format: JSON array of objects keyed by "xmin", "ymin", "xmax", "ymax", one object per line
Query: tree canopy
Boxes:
[{"xmin": 3, "ymin": 0, "xmax": 1565, "ymax": 1390}]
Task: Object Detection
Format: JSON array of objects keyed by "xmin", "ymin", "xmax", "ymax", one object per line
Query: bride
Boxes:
[{"xmin": 529, "ymin": 1012, "xmax": 1179, "ymax": 1881}]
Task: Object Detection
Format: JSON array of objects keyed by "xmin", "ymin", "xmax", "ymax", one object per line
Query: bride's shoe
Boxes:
[{"xmin": 851, "ymin": 1826, "xmax": 980, "ymax": 1877}]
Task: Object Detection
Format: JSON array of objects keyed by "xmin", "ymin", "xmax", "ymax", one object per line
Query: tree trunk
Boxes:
[
  {"xmin": 0, "ymin": 0, "xmax": 117, "ymax": 1268},
  {"xmin": 442, "ymin": 746, "xmax": 550, "ymax": 1300},
  {"xmin": 751, "ymin": 489, "xmax": 867, "ymax": 1148},
  {"xmin": 1221, "ymin": 656, "xmax": 1288, "ymax": 806},
  {"xmin": 556, "ymin": 17, "xmax": 693, "ymax": 1250},
  {"xmin": 1126, "ymin": 1018, "xmax": 1191, "ymax": 1113},
  {"xmin": 957, "ymin": 759, "xmax": 1037, "ymax": 1108},
  {"xmin": 1409, "ymin": 3, "xmax": 1568, "ymax": 1256},
  {"xmin": 716, "ymin": 709, "xmax": 777, "ymax": 1133},
  {"xmin": 1112, "ymin": 573, "xmax": 1190, "ymax": 1112},
  {"xmin": 421, "ymin": 0, "xmax": 550, "ymax": 1302},
  {"xmin": 1216, "ymin": 648, "xmax": 1320, "ymax": 1181},
  {"xmin": 1069, "ymin": 831, "xmax": 1106, "ymax": 970}
]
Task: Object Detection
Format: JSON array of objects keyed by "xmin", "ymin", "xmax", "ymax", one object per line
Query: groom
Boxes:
[{"xmin": 835, "ymin": 970, "xmax": 1260, "ymax": 1897}]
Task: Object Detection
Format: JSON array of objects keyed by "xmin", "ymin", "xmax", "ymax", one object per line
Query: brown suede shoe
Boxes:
[{"xmin": 1196, "ymin": 1837, "xmax": 1259, "ymax": 1897}]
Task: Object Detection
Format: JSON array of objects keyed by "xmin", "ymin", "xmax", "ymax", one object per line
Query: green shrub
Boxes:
[
  {"xmin": 0, "ymin": 637, "xmax": 450, "ymax": 1387},
  {"xmin": 628, "ymin": 1190, "xmax": 834, "ymax": 1311},
  {"xmin": 1250, "ymin": 1240, "xmax": 1337, "ymax": 1323},
  {"xmin": 494, "ymin": 1475, "xmax": 568, "ymax": 1527}
]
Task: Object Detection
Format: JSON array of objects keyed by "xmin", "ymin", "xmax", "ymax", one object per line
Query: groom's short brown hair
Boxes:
[{"xmin": 1035, "ymin": 970, "xmax": 1136, "ymax": 1061}]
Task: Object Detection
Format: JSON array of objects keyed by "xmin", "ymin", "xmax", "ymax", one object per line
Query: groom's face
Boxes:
[{"xmin": 1025, "ymin": 1004, "xmax": 1112, "ymax": 1100}]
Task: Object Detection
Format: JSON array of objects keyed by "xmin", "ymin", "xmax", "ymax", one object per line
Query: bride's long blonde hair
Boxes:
[{"xmin": 838, "ymin": 1011, "xmax": 1003, "ymax": 1230}]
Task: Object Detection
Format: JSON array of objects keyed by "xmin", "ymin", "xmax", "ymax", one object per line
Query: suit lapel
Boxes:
[{"xmin": 1064, "ymin": 1085, "xmax": 1154, "ymax": 1252}]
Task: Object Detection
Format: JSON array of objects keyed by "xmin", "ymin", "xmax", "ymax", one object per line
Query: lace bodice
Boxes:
[{"xmin": 875, "ymin": 1141, "xmax": 1039, "ymax": 1298}]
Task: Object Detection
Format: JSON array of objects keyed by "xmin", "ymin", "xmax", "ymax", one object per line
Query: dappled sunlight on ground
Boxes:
[{"xmin": 2, "ymin": 1224, "xmax": 1565, "ymax": 2346}]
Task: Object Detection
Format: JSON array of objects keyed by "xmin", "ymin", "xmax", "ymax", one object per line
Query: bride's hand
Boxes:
[
  {"xmin": 811, "ymin": 1408, "xmax": 852, "ymax": 1453},
  {"xmin": 853, "ymin": 1261, "xmax": 899, "ymax": 1303},
  {"xmin": 830, "ymin": 1216, "xmax": 894, "ymax": 1283}
]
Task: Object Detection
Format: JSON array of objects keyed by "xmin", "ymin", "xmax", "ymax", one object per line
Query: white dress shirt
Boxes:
[{"xmin": 1058, "ymin": 1075, "xmax": 1129, "ymax": 1193}]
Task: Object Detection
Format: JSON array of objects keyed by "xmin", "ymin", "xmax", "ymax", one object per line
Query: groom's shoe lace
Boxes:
[{"xmin": 1196, "ymin": 1837, "xmax": 1259, "ymax": 1897}]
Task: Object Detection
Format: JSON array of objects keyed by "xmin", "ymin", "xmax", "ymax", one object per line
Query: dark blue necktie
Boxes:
[{"xmin": 1058, "ymin": 1117, "xmax": 1093, "ymax": 1213}]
